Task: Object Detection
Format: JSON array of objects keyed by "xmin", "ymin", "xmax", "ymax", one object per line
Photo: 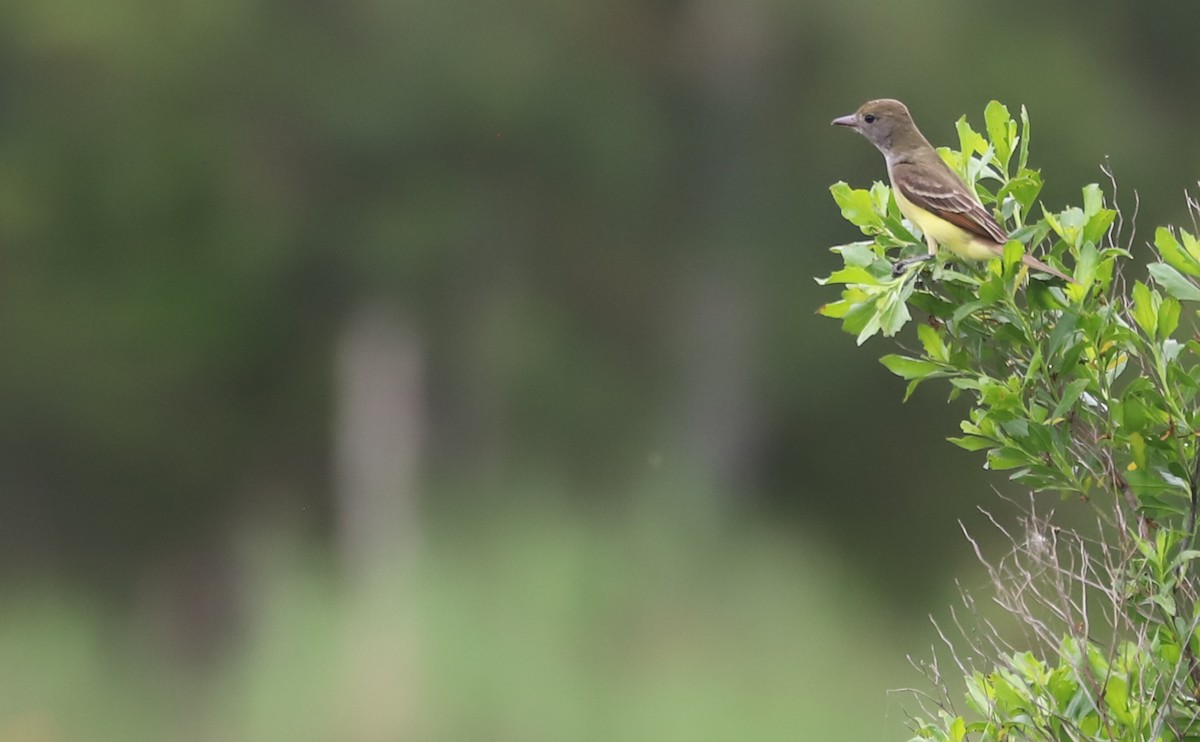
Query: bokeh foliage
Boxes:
[{"xmin": 5, "ymin": 0, "xmax": 1200, "ymax": 738}]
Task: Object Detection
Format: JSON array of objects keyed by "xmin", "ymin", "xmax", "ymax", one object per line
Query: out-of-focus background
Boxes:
[{"xmin": 1, "ymin": 1, "xmax": 1198, "ymax": 739}]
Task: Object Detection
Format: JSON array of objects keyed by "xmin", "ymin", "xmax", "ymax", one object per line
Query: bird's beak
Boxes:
[{"xmin": 831, "ymin": 114, "xmax": 858, "ymax": 128}]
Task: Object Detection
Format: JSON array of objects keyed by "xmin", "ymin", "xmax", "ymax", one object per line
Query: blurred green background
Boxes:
[{"xmin": 1, "ymin": 1, "xmax": 1198, "ymax": 739}]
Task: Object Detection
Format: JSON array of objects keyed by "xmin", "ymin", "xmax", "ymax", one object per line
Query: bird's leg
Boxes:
[
  {"xmin": 891, "ymin": 252, "xmax": 934, "ymax": 277},
  {"xmin": 891, "ymin": 235, "xmax": 938, "ymax": 277}
]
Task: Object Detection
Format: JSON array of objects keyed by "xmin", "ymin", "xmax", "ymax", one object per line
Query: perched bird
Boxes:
[{"xmin": 832, "ymin": 98, "xmax": 1073, "ymax": 282}]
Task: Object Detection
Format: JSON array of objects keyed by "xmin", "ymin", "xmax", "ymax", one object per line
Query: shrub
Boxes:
[{"xmin": 822, "ymin": 102, "xmax": 1200, "ymax": 742}]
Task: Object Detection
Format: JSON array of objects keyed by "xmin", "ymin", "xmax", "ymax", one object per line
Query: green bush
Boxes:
[{"xmin": 822, "ymin": 102, "xmax": 1200, "ymax": 741}]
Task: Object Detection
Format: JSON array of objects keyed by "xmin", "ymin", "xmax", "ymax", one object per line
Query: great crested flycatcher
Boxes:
[{"xmin": 832, "ymin": 98, "xmax": 1073, "ymax": 282}]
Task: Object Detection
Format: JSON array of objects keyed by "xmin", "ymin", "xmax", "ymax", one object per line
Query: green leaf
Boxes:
[
  {"xmin": 1170, "ymin": 549, "xmax": 1200, "ymax": 570},
  {"xmin": 1026, "ymin": 278, "xmax": 1068, "ymax": 310},
  {"xmin": 854, "ymin": 307, "xmax": 883, "ymax": 346},
  {"xmin": 1104, "ymin": 674, "xmax": 1132, "ymax": 726},
  {"xmin": 965, "ymin": 673, "xmax": 992, "ymax": 717},
  {"xmin": 1164, "ymin": 337, "xmax": 1183, "ymax": 362},
  {"xmin": 1153, "ymin": 593, "xmax": 1177, "ymax": 618},
  {"xmin": 880, "ymin": 354, "xmax": 943, "ymax": 380},
  {"xmin": 1000, "ymin": 418, "xmax": 1029, "ymax": 439},
  {"xmin": 830, "ymin": 181, "xmax": 884, "ymax": 233},
  {"xmin": 1074, "ymin": 242, "xmax": 1099, "ymax": 287},
  {"xmin": 878, "ymin": 304, "xmax": 911, "ymax": 339},
  {"xmin": 1047, "ymin": 207, "xmax": 1087, "ymax": 249},
  {"xmin": 869, "ymin": 180, "xmax": 891, "ymax": 215},
  {"xmin": 933, "ymin": 267, "xmax": 979, "ymax": 285},
  {"xmin": 908, "ymin": 292, "xmax": 956, "ymax": 319},
  {"xmin": 917, "ymin": 323, "xmax": 947, "ymax": 361},
  {"xmin": 949, "ymin": 715, "xmax": 966, "ymax": 742},
  {"xmin": 816, "ymin": 299, "xmax": 852, "ymax": 318},
  {"xmin": 1017, "ymin": 105, "xmax": 1031, "ymax": 172},
  {"xmin": 1154, "ymin": 226, "xmax": 1200, "ymax": 278},
  {"xmin": 948, "ymin": 435, "xmax": 994, "ymax": 452},
  {"xmin": 984, "ymin": 101, "xmax": 1016, "ymax": 172},
  {"xmin": 1149, "ymin": 262, "xmax": 1200, "ymax": 302},
  {"xmin": 1131, "ymin": 281, "xmax": 1158, "ymax": 336},
  {"xmin": 997, "ymin": 171, "xmax": 1042, "ymax": 223},
  {"xmin": 1118, "ymin": 391, "xmax": 1156, "ymax": 433},
  {"xmin": 1042, "ymin": 210, "xmax": 1062, "ymax": 240},
  {"xmin": 991, "ymin": 669, "xmax": 1032, "ymax": 710},
  {"xmin": 936, "ymin": 147, "xmax": 963, "ymax": 177},
  {"xmin": 988, "ymin": 447, "xmax": 1030, "ymax": 471},
  {"xmin": 816, "ymin": 266, "xmax": 880, "ymax": 286},
  {"xmin": 977, "ymin": 277, "xmax": 1006, "ymax": 306},
  {"xmin": 840, "ymin": 294, "xmax": 877, "ymax": 337},
  {"xmin": 952, "ymin": 299, "xmax": 986, "ymax": 323},
  {"xmin": 1063, "ymin": 686, "xmax": 1096, "ymax": 722},
  {"xmin": 1002, "ymin": 239, "xmax": 1024, "ymax": 273},
  {"xmin": 955, "ymin": 116, "xmax": 987, "ymax": 156},
  {"xmin": 833, "ymin": 241, "xmax": 878, "ymax": 267},
  {"xmin": 1181, "ymin": 228, "xmax": 1200, "ymax": 261},
  {"xmin": 1083, "ymin": 209, "xmax": 1116, "ymax": 246},
  {"xmin": 1051, "ymin": 378, "xmax": 1089, "ymax": 420},
  {"xmin": 1082, "ymin": 183, "xmax": 1103, "ymax": 217},
  {"xmin": 965, "ymin": 148, "xmax": 997, "ymax": 187},
  {"xmin": 878, "ymin": 283, "xmax": 914, "ymax": 338},
  {"xmin": 1159, "ymin": 296, "xmax": 1181, "ymax": 339},
  {"xmin": 1046, "ymin": 311, "xmax": 1078, "ymax": 356},
  {"xmin": 1125, "ymin": 468, "xmax": 1191, "ymax": 513},
  {"xmin": 1024, "ymin": 348, "xmax": 1044, "ymax": 387}
]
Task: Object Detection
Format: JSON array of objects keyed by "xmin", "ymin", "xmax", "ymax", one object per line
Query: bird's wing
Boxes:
[{"xmin": 892, "ymin": 160, "xmax": 1008, "ymax": 245}]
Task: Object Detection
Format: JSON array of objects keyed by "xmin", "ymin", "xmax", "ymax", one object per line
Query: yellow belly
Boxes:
[{"xmin": 892, "ymin": 187, "xmax": 997, "ymax": 261}]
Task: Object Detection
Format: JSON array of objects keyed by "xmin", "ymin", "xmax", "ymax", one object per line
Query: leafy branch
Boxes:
[{"xmin": 821, "ymin": 101, "xmax": 1200, "ymax": 741}]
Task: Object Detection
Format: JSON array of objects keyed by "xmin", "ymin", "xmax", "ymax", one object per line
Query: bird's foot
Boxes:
[{"xmin": 891, "ymin": 254, "xmax": 934, "ymax": 277}]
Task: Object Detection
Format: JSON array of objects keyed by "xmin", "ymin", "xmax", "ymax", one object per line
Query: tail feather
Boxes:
[
  {"xmin": 978, "ymin": 238, "xmax": 1076, "ymax": 283},
  {"xmin": 1020, "ymin": 253, "xmax": 1076, "ymax": 284}
]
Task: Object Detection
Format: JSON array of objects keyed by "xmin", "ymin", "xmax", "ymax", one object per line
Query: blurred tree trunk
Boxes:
[
  {"xmin": 333, "ymin": 301, "xmax": 422, "ymax": 574},
  {"xmin": 332, "ymin": 301, "xmax": 421, "ymax": 738},
  {"xmin": 669, "ymin": 0, "xmax": 771, "ymax": 494},
  {"xmin": 673, "ymin": 268, "xmax": 761, "ymax": 492}
]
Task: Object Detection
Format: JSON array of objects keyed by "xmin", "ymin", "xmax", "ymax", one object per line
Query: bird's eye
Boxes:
[{"xmin": 863, "ymin": 114, "xmax": 877, "ymax": 124}]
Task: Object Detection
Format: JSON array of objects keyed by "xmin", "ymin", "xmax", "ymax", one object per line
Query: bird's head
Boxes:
[{"xmin": 831, "ymin": 99, "xmax": 918, "ymax": 155}]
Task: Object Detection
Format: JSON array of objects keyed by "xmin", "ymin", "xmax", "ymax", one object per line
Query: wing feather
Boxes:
[{"xmin": 892, "ymin": 161, "xmax": 1008, "ymax": 244}]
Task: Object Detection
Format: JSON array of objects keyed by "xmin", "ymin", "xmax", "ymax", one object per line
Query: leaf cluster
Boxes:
[
  {"xmin": 821, "ymin": 102, "xmax": 1200, "ymax": 741},
  {"xmin": 822, "ymin": 101, "xmax": 1200, "ymax": 523}
]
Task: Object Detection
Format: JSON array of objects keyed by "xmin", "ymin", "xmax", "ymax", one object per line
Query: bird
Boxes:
[{"xmin": 831, "ymin": 98, "xmax": 1073, "ymax": 282}]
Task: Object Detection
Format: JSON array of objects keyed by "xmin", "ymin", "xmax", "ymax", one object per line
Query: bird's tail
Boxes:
[{"xmin": 1021, "ymin": 253, "xmax": 1076, "ymax": 283}]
